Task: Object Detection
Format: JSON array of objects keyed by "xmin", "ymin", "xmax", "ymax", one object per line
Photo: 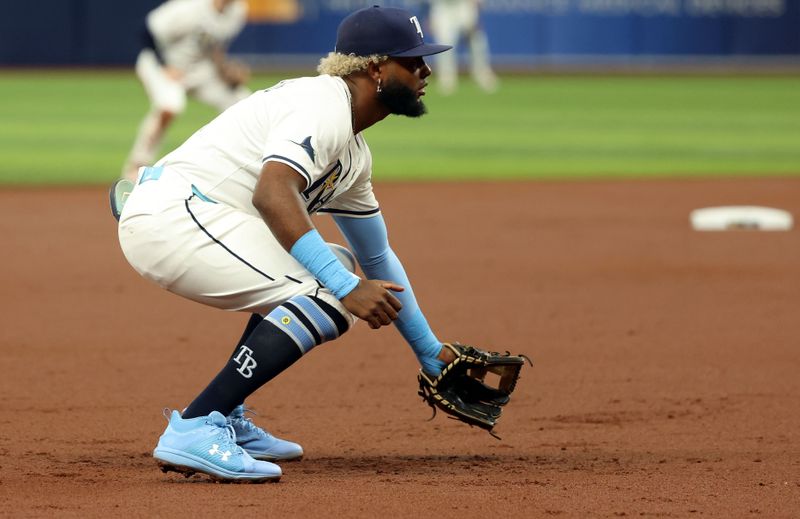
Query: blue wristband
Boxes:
[{"xmin": 290, "ymin": 229, "xmax": 360, "ymax": 299}]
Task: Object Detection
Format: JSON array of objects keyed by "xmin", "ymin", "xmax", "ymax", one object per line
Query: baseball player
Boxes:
[
  {"xmin": 428, "ymin": 0, "xmax": 498, "ymax": 94},
  {"xmin": 120, "ymin": 0, "xmax": 251, "ymax": 181},
  {"xmin": 116, "ymin": 6, "xmax": 454, "ymax": 483}
]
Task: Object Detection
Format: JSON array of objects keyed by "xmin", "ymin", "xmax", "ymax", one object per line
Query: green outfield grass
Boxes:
[{"xmin": 0, "ymin": 70, "xmax": 798, "ymax": 185}]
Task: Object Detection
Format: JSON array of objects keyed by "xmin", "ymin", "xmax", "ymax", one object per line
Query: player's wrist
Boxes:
[
  {"xmin": 326, "ymin": 269, "xmax": 360, "ymax": 299},
  {"xmin": 437, "ymin": 343, "xmax": 457, "ymax": 364},
  {"xmin": 290, "ymin": 229, "xmax": 360, "ymax": 299},
  {"xmin": 419, "ymin": 342, "xmax": 456, "ymax": 376},
  {"xmin": 420, "ymin": 355, "xmax": 445, "ymax": 376}
]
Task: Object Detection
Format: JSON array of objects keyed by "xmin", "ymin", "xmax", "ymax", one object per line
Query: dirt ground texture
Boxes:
[{"xmin": 1, "ymin": 178, "xmax": 799, "ymax": 518}]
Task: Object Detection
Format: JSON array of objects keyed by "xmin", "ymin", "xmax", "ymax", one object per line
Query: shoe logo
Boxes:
[
  {"xmin": 233, "ymin": 345, "xmax": 257, "ymax": 379},
  {"xmin": 209, "ymin": 444, "xmax": 232, "ymax": 461}
]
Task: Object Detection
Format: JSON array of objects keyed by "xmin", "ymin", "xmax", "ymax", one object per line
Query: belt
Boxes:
[
  {"xmin": 138, "ymin": 166, "xmax": 217, "ymax": 204},
  {"xmin": 139, "ymin": 165, "xmax": 164, "ymax": 184}
]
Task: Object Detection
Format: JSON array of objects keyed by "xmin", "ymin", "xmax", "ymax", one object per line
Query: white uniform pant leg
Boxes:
[
  {"xmin": 467, "ymin": 27, "xmax": 498, "ymax": 92},
  {"xmin": 136, "ymin": 49, "xmax": 187, "ymax": 113},
  {"xmin": 192, "ymin": 77, "xmax": 250, "ymax": 112},
  {"xmin": 118, "ymin": 177, "xmax": 353, "ymax": 325},
  {"xmin": 462, "ymin": 3, "xmax": 497, "ymax": 92},
  {"xmin": 121, "ymin": 51, "xmax": 187, "ymax": 179},
  {"xmin": 429, "ymin": 2, "xmax": 461, "ymax": 94},
  {"xmin": 185, "ymin": 61, "xmax": 251, "ymax": 112}
]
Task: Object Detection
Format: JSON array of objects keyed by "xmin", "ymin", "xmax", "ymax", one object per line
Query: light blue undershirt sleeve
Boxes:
[{"xmin": 334, "ymin": 214, "xmax": 445, "ymax": 375}]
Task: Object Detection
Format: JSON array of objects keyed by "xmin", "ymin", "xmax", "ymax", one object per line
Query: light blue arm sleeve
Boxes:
[{"xmin": 334, "ymin": 214, "xmax": 445, "ymax": 375}]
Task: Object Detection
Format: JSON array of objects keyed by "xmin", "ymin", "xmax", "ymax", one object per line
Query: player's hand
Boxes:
[
  {"xmin": 437, "ymin": 344, "xmax": 458, "ymax": 364},
  {"xmin": 341, "ymin": 279, "xmax": 404, "ymax": 329},
  {"xmin": 221, "ymin": 60, "xmax": 251, "ymax": 87},
  {"xmin": 163, "ymin": 66, "xmax": 184, "ymax": 82}
]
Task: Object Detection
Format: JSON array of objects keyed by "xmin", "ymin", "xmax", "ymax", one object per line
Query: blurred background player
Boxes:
[
  {"xmin": 121, "ymin": 0, "xmax": 251, "ymax": 181},
  {"xmin": 428, "ymin": 0, "xmax": 498, "ymax": 95}
]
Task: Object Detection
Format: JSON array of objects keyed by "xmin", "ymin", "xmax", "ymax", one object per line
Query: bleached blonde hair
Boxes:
[{"xmin": 317, "ymin": 52, "xmax": 389, "ymax": 77}]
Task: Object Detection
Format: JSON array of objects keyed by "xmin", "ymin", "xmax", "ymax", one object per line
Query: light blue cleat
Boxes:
[
  {"xmin": 153, "ymin": 410, "xmax": 282, "ymax": 483},
  {"xmin": 109, "ymin": 178, "xmax": 134, "ymax": 222},
  {"xmin": 228, "ymin": 405, "xmax": 304, "ymax": 462}
]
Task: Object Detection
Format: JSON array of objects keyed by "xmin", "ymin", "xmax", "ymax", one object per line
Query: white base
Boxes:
[{"xmin": 690, "ymin": 206, "xmax": 793, "ymax": 231}]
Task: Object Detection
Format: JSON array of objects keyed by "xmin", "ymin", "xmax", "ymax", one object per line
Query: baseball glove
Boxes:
[
  {"xmin": 220, "ymin": 59, "xmax": 251, "ymax": 88},
  {"xmin": 417, "ymin": 342, "xmax": 532, "ymax": 438}
]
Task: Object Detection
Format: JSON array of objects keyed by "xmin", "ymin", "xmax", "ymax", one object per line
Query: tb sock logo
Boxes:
[{"xmin": 233, "ymin": 345, "xmax": 257, "ymax": 379}]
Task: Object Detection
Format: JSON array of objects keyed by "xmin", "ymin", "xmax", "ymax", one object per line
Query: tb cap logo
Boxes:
[{"xmin": 409, "ymin": 16, "xmax": 423, "ymax": 38}]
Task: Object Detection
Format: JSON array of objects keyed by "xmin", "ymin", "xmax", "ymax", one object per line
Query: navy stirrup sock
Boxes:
[{"xmin": 182, "ymin": 297, "xmax": 348, "ymax": 419}]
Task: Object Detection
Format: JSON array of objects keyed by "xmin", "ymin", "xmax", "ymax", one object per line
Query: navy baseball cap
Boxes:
[{"xmin": 335, "ymin": 5, "xmax": 452, "ymax": 58}]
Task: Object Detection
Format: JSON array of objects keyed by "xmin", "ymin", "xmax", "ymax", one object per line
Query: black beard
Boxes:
[{"xmin": 377, "ymin": 79, "xmax": 427, "ymax": 117}]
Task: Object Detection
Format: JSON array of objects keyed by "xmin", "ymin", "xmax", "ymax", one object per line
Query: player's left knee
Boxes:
[{"xmin": 268, "ymin": 295, "xmax": 352, "ymax": 354}]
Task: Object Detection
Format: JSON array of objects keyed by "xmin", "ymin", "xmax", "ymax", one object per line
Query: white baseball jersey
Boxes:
[
  {"xmin": 428, "ymin": 0, "xmax": 497, "ymax": 94},
  {"xmin": 118, "ymin": 75, "xmax": 378, "ymax": 320},
  {"xmin": 430, "ymin": 0, "xmax": 479, "ymax": 37},
  {"xmin": 148, "ymin": 0, "xmax": 247, "ymax": 72},
  {"xmin": 155, "ymin": 74, "xmax": 379, "ymax": 218},
  {"xmin": 136, "ymin": 0, "xmax": 249, "ymax": 112}
]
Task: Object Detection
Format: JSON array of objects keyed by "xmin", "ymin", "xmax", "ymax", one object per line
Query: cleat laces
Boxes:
[
  {"xmin": 212, "ymin": 419, "xmax": 245, "ymax": 455},
  {"xmin": 230, "ymin": 407, "xmax": 274, "ymax": 440}
]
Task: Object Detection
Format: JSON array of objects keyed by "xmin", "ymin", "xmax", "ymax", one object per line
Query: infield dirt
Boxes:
[{"xmin": 1, "ymin": 178, "xmax": 798, "ymax": 517}]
